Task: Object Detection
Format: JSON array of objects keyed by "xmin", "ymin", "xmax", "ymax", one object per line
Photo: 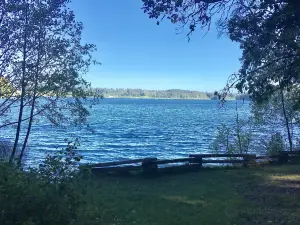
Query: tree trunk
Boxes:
[
  {"xmin": 280, "ymin": 87, "xmax": 293, "ymax": 151},
  {"xmin": 18, "ymin": 82, "xmax": 37, "ymax": 164},
  {"xmin": 9, "ymin": 2, "xmax": 28, "ymax": 164},
  {"xmin": 19, "ymin": 46, "xmax": 41, "ymax": 164},
  {"xmin": 236, "ymin": 101, "xmax": 242, "ymax": 153},
  {"xmin": 19, "ymin": 0, "xmax": 42, "ymax": 164}
]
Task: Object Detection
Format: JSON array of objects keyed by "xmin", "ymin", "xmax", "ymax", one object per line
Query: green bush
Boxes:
[
  {"xmin": 210, "ymin": 124, "xmax": 235, "ymax": 154},
  {"xmin": 0, "ymin": 141, "xmax": 91, "ymax": 225},
  {"xmin": 210, "ymin": 123, "xmax": 252, "ymax": 154},
  {"xmin": 262, "ymin": 133, "xmax": 285, "ymax": 156}
]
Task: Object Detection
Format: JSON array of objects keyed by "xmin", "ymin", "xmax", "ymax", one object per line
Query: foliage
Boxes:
[
  {"xmin": 30, "ymin": 139, "xmax": 83, "ymax": 184},
  {"xmin": 0, "ymin": 141, "xmax": 90, "ymax": 225},
  {"xmin": 142, "ymin": 0, "xmax": 300, "ymax": 154},
  {"xmin": 0, "ymin": 77, "xmax": 13, "ymax": 97},
  {"xmin": 251, "ymin": 90, "xmax": 299, "ymax": 151},
  {"xmin": 210, "ymin": 123, "xmax": 235, "ymax": 153},
  {"xmin": 261, "ymin": 132, "xmax": 285, "ymax": 156},
  {"xmin": 94, "ymin": 88, "xmax": 210, "ymax": 99},
  {"xmin": 2, "ymin": 151, "xmax": 300, "ymax": 224},
  {"xmin": 0, "ymin": 0, "xmax": 99, "ymax": 163},
  {"xmin": 141, "ymin": 0, "xmax": 300, "ymax": 104},
  {"xmin": 210, "ymin": 121, "xmax": 252, "ymax": 154},
  {"xmin": 211, "ymin": 103, "xmax": 252, "ymax": 154},
  {"xmin": 227, "ymin": 0, "xmax": 300, "ymax": 103},
  {"xmin": 251, "ymin": 93, "xmax": 293, "ymax": 127},
  {"xmin": 93, "ymin": 88, "xmax": 248, "ymax": 100},
  {"xmin": 141, "ymin": 0, "xmax": 241, "ymax": 40}
]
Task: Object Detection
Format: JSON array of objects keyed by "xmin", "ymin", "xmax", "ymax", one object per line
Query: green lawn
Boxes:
[{"xmin": 80, "ymin": 165, "xmax": 300, "ymax": 225}]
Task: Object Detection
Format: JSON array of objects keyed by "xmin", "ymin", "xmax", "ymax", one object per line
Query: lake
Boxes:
[{"xmin": 2, "ymin": 99, "xmax": 252, "ymax": 164}]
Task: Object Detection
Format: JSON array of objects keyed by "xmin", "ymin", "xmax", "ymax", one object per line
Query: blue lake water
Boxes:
[{"xmin": 2, "ymin": 99, "xmax": 252, "ymax": 164}]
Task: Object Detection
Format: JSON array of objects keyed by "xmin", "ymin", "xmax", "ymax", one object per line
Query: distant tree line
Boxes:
[{"xmin": 93, "ymin": 88, "xmax": 249, "ymax": 100}]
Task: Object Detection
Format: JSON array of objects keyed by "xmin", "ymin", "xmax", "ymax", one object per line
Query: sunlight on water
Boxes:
[{"xmin": 2, "ymin": 99, "xmax": 252, "ymax": 165}]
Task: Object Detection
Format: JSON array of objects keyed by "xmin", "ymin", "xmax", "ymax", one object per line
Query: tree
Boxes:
[
  {"xmin": 211, "ymin": 102, "xmax": 252, "ymax": 154},
  {"xmin": 142, "ymin": 0, "xmax": 240, "ymax": 40},
  {"xmin": 227, "ymin": 0, "xmax": 300, "ymax": 103},
  {"xmin": 0, "ymin": 0, "xmax": 98, "ymax": 164},
  {"xmin": 252, "ymin": 89, "xmax": 300, "ymax": 151},
  {"xmin": 0, "ymin": 0, "xmax": 24, "ymax": 121},
  {"xmin": 142, "ymin": 0, "xmax": 300, "ymax": 103},
  {"xmin": 0, "ymin": 77, "xmax": 13, "ymax": 97}
]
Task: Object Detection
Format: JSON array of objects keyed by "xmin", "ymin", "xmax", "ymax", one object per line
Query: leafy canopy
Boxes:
[{"xmin": 142, "ymin": 0, "xmax": 300, "ymax": 103}]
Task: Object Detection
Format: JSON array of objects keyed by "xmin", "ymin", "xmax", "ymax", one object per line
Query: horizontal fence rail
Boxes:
[
  {"xmin": 90, "ymin": 152, "xmax": 300, "ymax": 175},
  {"xmin": 189, "ymin": 154, "xmax": 255, "ymax": 158},
  {"xmin": 92, "ymin": 157, "xmax": 157, "ymax": 168}
]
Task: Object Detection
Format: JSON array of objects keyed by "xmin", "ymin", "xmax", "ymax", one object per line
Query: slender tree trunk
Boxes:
[
  {"xmin": 236, "ymin": 101, "xmax": 242, "ymax": 153},
  {"xmin": 280, "ymin": 87, "xmax": 293, "ymax": 151},
  {"xmin": 19, "ymin": 46, "xmax": 41, "ymax": 164},
  {"xmin": 19, "ymin": 0, "xmax": 42, "ymax": 164},
  {"xmin": 226, "ymin": 133, "xmax": 229, "ymax": 153},
  {"xmin": 18, "ymin": 82, "xmax": 37, "ymax": 164},
  {"xmin": 9, "ymin": 2, "xmax": 28, "ymax": 164}
]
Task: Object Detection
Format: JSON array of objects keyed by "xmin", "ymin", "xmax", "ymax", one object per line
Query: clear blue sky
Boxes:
[{"xmin": 70, "ymin": 0, "xmax": 242, "ymax": 92}]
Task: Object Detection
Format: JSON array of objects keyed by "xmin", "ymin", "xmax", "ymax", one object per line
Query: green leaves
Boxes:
[
  {"xmin": 229, "ymin": 1, "xmax": 300, "ymax": 102},
  {"xmin": 141, "ymin": 0, "xmax": 300, "ymax": 108},
  {"xmin": 1, "ymin": 0, "xmax": 100, "ymax": 163},
  {"xmin": 0, "ymin": 141, "xmax": 89, "ymax": 225},
  {"xmin": 211, "ymin": 106, "xmax": 252, "ymax": 155},
  {"xmin": 31, "ymin": 139, "xmax": 83, "ymax": 185},
  {"xmin": 142, "ymin": 0, "xmax": 233, "ymax": 38},
  {"xmin": 175, "ymin": 0, "xmax": 183, "ymax": 7}
]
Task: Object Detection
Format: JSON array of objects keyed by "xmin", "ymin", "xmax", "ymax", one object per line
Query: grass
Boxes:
[{"xmin": 81, "ymin": 165, "xmax": 300, "ymax": 225}]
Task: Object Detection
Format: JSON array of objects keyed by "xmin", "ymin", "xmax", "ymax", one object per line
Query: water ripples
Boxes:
[{"xmin": 1, "ymin": 99, "xmax": 251, "ymax": 165}]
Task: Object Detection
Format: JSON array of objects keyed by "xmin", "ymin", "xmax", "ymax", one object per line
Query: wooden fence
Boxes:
[{"xmin": 90, "ymin": 151, "xmax": 300, "ymax": 175}]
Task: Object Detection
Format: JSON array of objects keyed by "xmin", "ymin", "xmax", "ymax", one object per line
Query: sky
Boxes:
[{"xmin": 70, "ymin": 0, "xmax": 242, "ymax": 92}]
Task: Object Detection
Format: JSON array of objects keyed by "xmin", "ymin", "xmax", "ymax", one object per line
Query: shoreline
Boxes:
[{"xmin": 102, "ymin": 96, "xmax": 238, "ymax": 101}]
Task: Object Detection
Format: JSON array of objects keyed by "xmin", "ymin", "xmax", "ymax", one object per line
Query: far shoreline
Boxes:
[
  {"xmin": 102, "ymin": 96, "xmax": 241, "ymax": 101},
  {"xmin": 93, "ymin": 88, "xmax": 250, "ymax": 101}
]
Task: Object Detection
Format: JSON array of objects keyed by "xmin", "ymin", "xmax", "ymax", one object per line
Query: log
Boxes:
[
  {"xmin": 189, "ymin": 154, "xmax": 256, "ymax": 158},
  {"xmin": 256, "ymin": 155, "xmax": 279, "ymax": 160},
  {"xmin": 155, "ymin": 158, "xmax": 192, "ymax": 164},
  {"xmin": 91, "ymin": 165, "xmax": 143, "ymax": 173},
  {"xmin": 279, "ymin": 151, "xmax": 300, "ymax": 155},
  {"xmin": 91, "ymin": 157, "xmax": 157, "ymax": 168},
  {"xmin": 202, "ymin": 159, "xmax": 244, "ymax": 164}
]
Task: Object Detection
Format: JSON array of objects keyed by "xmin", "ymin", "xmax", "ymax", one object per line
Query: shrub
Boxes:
[
  {"xmin": 262, "ymin": 133, "xmax": 285, "ymax": 156},
  {"xmin": 210, "ymin": 124, "xmax": 235, "ymax": 154},
  {"xmin": 0, "ymin": 141, "xmax": 90, "ymax": 225},
  {"xmin": 210, "ymin": 123, "xmax": 252, "ymax": 155}
]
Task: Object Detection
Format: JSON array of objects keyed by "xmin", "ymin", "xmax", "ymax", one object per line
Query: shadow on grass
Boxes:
[
  {"xmin": 235, "ymin": 165, "xmax": 300, "ymax": 225},
  {"xmin": 86, "ymin": 164, "xmax": 300, "ymax": 225}
]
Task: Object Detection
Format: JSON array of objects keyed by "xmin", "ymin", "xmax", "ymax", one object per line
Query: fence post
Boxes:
[
  {"xmin": 278, "ymin": 152, "xmax": 289, "ymax": 164},
  {"xmin": 199, "ymin": 157, "xmax": 203, "ymax": 168},
  {"xmin": 188, "ymin": 156, "xmax": 202, "ymax": 170},
  {"xmin": 243, "ymin": 154, "xmax": 256, "ymax": 167},
  {"xmin": 142, "ymin": 158, "xmax": 158, "ymax": 176},
  {"xmin": 192, "ymin": 157, "xmax": 202, "ymax": 168},
  {"xmin": 243, "ymin": 155, "xmax": 249, "ymax": 167}
]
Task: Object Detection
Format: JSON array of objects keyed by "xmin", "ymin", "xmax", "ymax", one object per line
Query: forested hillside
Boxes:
[{"xmin": 93, "ymin": 88, "xmax": 250, "ymax": 100}]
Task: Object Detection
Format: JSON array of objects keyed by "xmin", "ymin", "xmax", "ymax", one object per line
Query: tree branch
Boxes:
[{"xmin": 0, "ymin": 96, "xmax": 59, "ymax": 129}]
